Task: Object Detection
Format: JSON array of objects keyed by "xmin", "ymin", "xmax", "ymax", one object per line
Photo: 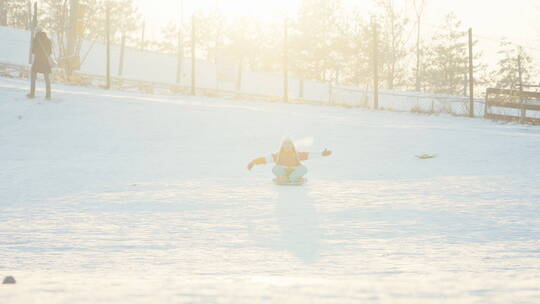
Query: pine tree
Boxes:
[
  {"xmin": 338, "ymin": 9, "xmax": 371, "ymax": 87},
  {"xmin": 159, "ymin": 21, "xmax": 180, "ymax": 54},
  {"xmin": 423, "ymin": 13, "xmax": 469, "ymax": 95},
  {"xmin": 290, "ymin": 0, "xmax": 343, "ymax": 82},
  {"xmin": 221, "ymin": 17, "xmax": 263, "ymax": 69},
  {"xmin": 492, "ymin": 39, "xmax": 535, "ymax": 90}
]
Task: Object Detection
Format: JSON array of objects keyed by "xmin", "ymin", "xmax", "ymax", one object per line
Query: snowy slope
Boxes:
[{"xmin": 1, "ymin": 76, "xmax": 540, "ymax": 303}]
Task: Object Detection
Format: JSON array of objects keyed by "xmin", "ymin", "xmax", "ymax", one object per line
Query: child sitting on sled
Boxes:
[{"xmin": 247, "ymin": 139, "xmax": 332, "ymax": 183}]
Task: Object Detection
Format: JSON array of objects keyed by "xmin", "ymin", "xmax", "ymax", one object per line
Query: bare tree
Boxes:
[
  {"xmin": 291, "ymin": 0, "xmax": 343, "ymax": 82},
  {"xmin": 339, "ymin": 9, "xmax": 371, "ymax": 87},
  {"xmin": 2, "ymin": 0, "xmax": 29, "ymax": 29},
  {"xmin": 413, "ymin": 0, "xmax": 427, "ymax": 91},
  {"xmin": 0, "ymin": 0, "xmax": 7, "ymax": 26},
  {"xmin": 375, "ymin": 0, "xmax": 409, "ymax": 90}
]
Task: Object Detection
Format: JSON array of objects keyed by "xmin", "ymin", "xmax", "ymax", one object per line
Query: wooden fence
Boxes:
[{"xmin": 484, "ymin": 88, "xmax": 540, "ymax": 125}]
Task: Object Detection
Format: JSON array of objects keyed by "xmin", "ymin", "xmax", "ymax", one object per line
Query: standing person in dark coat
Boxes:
[{"xmin": 27, "ymin": 28, "xmax": 52, "ymax": 99}]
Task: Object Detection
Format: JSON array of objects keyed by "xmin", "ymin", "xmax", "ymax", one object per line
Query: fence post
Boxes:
[
  {"xmin": 105, "ymin": 1, "xmax": 110, "ymax": 90},
  {"xmin": 283, "ymin": 17, "xmax": 289, "ymax": 103},
  {"xmin": 468, "ymin": 28, "xmax": 474, "ymax": 117},
  {"xmin": 191, "ymin": 14, "xmax": 196, "ymax": 96},
  {"xmin": 372, "ymin": 17, "xmax": 379, "ymax": 110}
]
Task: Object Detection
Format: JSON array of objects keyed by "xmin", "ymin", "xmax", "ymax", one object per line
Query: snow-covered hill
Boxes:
[{"xmin": 1, "ymin": 77, "xmax": 539, "ymax": 303}]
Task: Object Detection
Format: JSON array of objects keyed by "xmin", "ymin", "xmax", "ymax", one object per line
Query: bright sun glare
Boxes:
[{"xmin": 137, "ymin": 0, "xmax": 303, "ymax": 25}]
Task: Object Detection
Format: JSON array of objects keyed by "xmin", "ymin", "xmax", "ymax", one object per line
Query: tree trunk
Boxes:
[{"xmin": 0, "ymin": 0, "xmax": 7, "ymax": 26}]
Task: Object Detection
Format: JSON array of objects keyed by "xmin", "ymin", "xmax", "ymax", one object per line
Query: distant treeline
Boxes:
[{"xmin": 1, "ymin": 0, "xmax": 535, "ymax": 96}]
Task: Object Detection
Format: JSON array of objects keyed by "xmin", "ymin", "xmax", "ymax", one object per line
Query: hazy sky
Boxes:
[{"xmin": 134, "ymin": 0, "xmax": 540, "ymax": 64}]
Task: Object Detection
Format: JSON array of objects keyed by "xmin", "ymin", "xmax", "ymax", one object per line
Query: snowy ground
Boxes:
[{"xmin": 1, "ymin": 77, "xmax": 540, "ymax": 303}]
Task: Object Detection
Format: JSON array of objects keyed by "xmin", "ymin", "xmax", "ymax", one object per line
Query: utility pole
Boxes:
[
  {"xmin": 468, "ymin": 28, "xmax": 474, "ymax": 117},
  {"xmin": 283, "ymin": 17, "xmax": 289, "ymax": 103},
  {"xmin": 105, "ymin": 1, "xmax": 110, "ymax": 89},
  {"xmin": 372, "ymin": 17, "xmax": 379, "ymax": 110},
  {"xmin": 463, "ymin": 73, "xmax": 468, "ymax": 96},
  {"xmin": 236, "ymin": 58, "xmax": 243, "ymax": 92},
  {"xmin": 415, "ymin": 19, "xmax": 421, "ymax": 91},
  {"xmin": 140, "ymin": 20, "xmax": 145, "ymax": 52},
  {"xmin": 413, "ymin": 0, "xmax": 425, "ymax": 92},
  {"xmin": 67, "ymin": 0, "xmax": 79, "ymax": 58},
  {"xmin": 214, "ymin": 28, "xmax": 221, "ymax": 90},
  {"xmin": 118, "ymin": 32, "xmax": 125, "ymax": 76},
  {"xmin": 176, "ymin": 0, "xmax": 183, "ymax": 85},
  {"xmin": 191, "ymin": 14, "xmax": 196, "ymax": 95},
  {"xmin": 28, "ymin": 2, "xmax": 37, "ymax": 64},
  {"xmin": 518, "ymin": 54, "xmax": 523, "ymax": 92},
  {"xmin": 214, "ymin": 0, "xmax": 221, "ymax": 90},
  {"xmin": 177, "ymin": 29, "xmax": 183, "ymax": 84},
  {"xmin": 518, "ymin": 54, "xmax": 525, "ymax": 119}
]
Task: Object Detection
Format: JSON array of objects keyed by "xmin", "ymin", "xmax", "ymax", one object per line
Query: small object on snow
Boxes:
[
  {"xmin": 273, "ymin": 177, "xmax": 307, "ymax": 186},
  {"xmin": 18, "ymin": 115, "xmax": 22, "ymax": 120},
  {"xmin": 3, "ymin": 276, "xmax": 16, "ymax": 284},
  {"xmin": 416, "ymin": 154, "xmax": 437, "ymax": 159},
  {"xmin": 322, "ymin": 148, "xmax": 332, "ymax": 156}
]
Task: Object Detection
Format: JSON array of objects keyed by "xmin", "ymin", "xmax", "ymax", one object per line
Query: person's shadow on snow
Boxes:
[{"xmin": 275, "ymin": 186, "xmax": 321, "ymax": 263}]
